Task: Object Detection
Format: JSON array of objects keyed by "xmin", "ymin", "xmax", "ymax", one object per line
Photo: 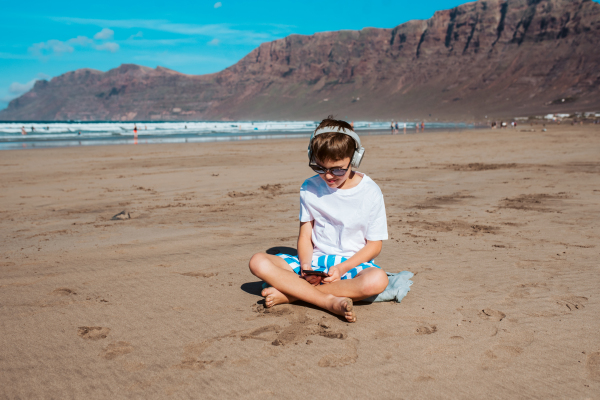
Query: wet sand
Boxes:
[{"xmin": 1, "ymin": 126, "xmax": 599, "ymax": 398}]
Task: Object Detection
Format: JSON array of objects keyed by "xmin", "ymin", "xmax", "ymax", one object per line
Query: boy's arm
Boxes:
[
  {"xmin": 297, "ymin": 221, "xmax": 321, "ymax": 285},
  {"xmin": 322, "ymin": 240, "xmax": 382, "ymax": 283},
  {"xmin": 297, "ymin": 221, "xmax": 313, "ymax": 269}
]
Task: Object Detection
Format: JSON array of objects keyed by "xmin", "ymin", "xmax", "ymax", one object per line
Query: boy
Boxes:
[{"xmin": 249, "ymin": 117, "xmax": 389, "ymax": 322}]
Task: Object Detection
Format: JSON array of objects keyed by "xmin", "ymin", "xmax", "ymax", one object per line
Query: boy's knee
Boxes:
[
  {"xmin": 362, "ymin": 268, "xmax": 389, "ymax": 296},
  {"xmin": 249, "ymin": 253, "xmax": 269, "ymax": 275}
]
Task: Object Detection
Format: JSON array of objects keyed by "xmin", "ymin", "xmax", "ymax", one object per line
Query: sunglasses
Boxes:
[{"xmin": 309, "ymin": 160, "xmax": 352, "ymax": 176}]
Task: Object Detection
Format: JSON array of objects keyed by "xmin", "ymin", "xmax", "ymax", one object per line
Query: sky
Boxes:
[{"xmin": 0, "ymin": 0, "xmax": 496, "ymax": 110}]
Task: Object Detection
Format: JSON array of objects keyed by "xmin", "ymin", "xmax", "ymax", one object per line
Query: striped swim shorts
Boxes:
[{"xmin": 276, "ymin": 253, "xmax": 381, "ymax": 280}]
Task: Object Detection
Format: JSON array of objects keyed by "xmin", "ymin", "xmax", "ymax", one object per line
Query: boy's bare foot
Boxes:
[
  {"xmin": 331, "ymin": 297, "xmax": 356, "ymax": 323},
  {"xmin": 261, "ymin": 287, "xmax": 295, "ymax": 308}
]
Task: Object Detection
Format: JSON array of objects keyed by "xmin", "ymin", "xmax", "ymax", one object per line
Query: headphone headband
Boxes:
[
  {"xmin": 308, "ymin": 126, "xmax": 365, "ymax": 168},
  {"xmin": 312, "ymin": 127, "xmax": 362, "ymax": 149}
]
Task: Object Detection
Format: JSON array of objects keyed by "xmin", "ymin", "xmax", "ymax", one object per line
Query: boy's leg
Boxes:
[
  {"xmin": 311, "ymin": 267, "xmax": 388, "ymax": 300},
  {"xmin": 249, "ymin": 253, "xmax": 356, "ymax": 322},
  {"xmin": 250, "ymin": 253, "xmax": 388, "ymax": 303},
  {"xmin": 252, "ymin": 254, "xmax": 300, "ymax": 306},
  {"xmin": 264, "ymin": 267, "xmax": 388, "ymax": 304}
]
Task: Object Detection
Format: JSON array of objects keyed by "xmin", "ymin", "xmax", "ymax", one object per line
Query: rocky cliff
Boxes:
[{"xmin": 2, "ymin": 0, "xmax": 599, "ymax": 121}]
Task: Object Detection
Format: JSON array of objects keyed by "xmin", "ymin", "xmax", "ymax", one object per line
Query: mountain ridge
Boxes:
[{"xmin": 2, "ymin": 0, "xmax": 599, "ymax": 121}]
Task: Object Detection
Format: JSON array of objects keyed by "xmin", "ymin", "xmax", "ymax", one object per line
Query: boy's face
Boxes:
[{"xmin": 315, "ymin": 157, "xmax": 353, "ymax": 189}]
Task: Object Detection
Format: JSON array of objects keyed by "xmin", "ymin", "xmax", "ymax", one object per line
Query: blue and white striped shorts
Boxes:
[{"xmin": 276, "ymin": 253, "xmax": 381, "ymax": 280}]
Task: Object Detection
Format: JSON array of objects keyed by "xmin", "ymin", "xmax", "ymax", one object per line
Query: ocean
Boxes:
[{"xmin": 0, "ymin": 120, "xmax": 473, "ymax": 150}]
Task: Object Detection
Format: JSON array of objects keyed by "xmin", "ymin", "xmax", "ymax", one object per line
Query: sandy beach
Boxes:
[{"xmin": 1, "ymin": 126, "xmax": 599, "ymax": 398}]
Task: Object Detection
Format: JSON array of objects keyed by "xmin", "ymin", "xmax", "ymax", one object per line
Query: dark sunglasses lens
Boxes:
[
  {"xmin": 331, "ymin": 169, "xmax": 347, "ymax": 176},
  {"xmin": 310, "ymin": 165, "xmax": 326, "ymax": 174}
]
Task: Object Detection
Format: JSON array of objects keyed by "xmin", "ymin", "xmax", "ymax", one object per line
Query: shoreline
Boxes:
[{"xmin": 0, "ymin": 126, "xmax": 478, "ymax": 151}]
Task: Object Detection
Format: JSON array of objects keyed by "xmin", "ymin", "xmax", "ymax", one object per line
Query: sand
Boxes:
[{"xmin": 1, "ymin": 126, "xmax": 599, "ymax": 398}]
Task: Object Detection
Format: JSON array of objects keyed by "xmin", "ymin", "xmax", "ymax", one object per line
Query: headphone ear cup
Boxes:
[{"xmin": 351, "ymin": 147, "xmax": 365, "ymax": 168}]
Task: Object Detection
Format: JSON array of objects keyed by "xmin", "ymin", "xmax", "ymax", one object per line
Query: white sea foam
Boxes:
[{"xmin": 0, "ymin": 120, "xmax": 471, "ymax": 150}]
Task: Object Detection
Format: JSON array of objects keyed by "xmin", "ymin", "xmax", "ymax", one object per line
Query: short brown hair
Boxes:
[{"xmin": 310, "ymin": 116, "xmax": 356, "ymax": 163}]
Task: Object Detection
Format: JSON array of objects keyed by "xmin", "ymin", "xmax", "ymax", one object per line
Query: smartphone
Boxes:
[{"xmin": 302, "ymin": 270, "xmax": 329, "ymax": 277}]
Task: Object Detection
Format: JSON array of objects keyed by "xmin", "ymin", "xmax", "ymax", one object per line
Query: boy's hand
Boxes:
[
  {"xmin": 322, "ymin": 266, "xmax": 342, "ymax": 284},
  {"xmin": 300, "ymin": 264, "xmax": 322, "ymax": 286}
]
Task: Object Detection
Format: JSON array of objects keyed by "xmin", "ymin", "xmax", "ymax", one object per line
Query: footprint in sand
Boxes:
[
  {"xmin": 180, "ymin": 272, "xmax": 218, "ymax": 278},
  {"xmin": 78, "ymin": 326, "xmax": 110, "ymax": 340},
  {"xmin": 556, "ymin": 295, "xmax": 588, "ymax": 311},
  {"xmin": 481, "ymin": 329, "xmax": 534, "ymax": 370},
  {"xmin": 587, "ymin": 352, "xmax": 600, "ymax": 381},
  {"xmin": 111, "ymin": 210, "xmax": 131, "ymax": 220},
  {"xmin": 239, "ymin": 325, "xmax": 281, "ymax": 342},
  {"xmin": 478, "ymin": 309, "xmax": 506, "ymax": 321},
  {"xmin": 52, "ymin": 288, "xmax": 77, "ymax": 296},
  {"xmin": 251, "ymin": 303, "xmax": 293, "ymax": 317},
  {"xmin": 247, "ymin": 307, "xmax": 347, "ymax": 345},
  {"xmin": 416, "ymin": 324, "xmax": 437, "ymax": 335},
  {"xmin": 482, "ymin": 345, "xmax": 524, "ymax": 370},
  {"xmin": 99, "ymin": 341, "xmax": 134, "ymax": 360},
  {"xmin": 0, "ymin": 262, "xmax": 15, "ymax": 268},
  {"xmin": 318, "ymin": 338, "xmax": 359, "ymax": 367}
]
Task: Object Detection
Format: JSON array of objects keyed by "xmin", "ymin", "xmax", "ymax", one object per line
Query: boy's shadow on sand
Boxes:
[{"xmin": 240, "ymin": 246, "xmax": 296, "ymax": 296}]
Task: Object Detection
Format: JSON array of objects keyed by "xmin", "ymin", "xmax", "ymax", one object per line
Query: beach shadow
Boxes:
[
  {"xmin": 266, "ymin": 246, "xmax": 297, "ymax": 256},
  {"xmin": 241, "ymin": 281, "xmax": 264, "ymax": 297},
  {"xmin": 241, "ymin": 246, "xmax": 296, "ymax": 297}
]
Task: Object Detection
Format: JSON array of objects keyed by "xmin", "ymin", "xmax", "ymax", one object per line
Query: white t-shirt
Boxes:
[{"xmin": 299, "ymin": 172, "xmax": 388, "ymax": 258}]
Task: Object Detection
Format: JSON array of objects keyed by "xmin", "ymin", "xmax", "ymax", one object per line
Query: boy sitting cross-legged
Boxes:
[{"xmin": 249, "ymin": 116, "xmax": 389, "ymax": 323}]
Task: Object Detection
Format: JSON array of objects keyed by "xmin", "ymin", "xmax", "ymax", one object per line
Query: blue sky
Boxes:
[{"xmin": 1, "ymin": 0, "xmax": 490, "ymax": 110}]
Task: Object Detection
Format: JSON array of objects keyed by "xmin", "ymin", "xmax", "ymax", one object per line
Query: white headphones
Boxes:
[{"xmin": 307, "ymin": 127, "xmax": 365, "ymax": 168}]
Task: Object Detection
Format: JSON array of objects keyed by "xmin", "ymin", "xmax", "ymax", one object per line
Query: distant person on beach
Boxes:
[
  {"xmin": 350, "ymin": 121, "xmax": 354, "ymax": 129},
  {"xmin": 134, "ymin": 125, "xmax": 138, "ymax": 134},
  {"xmin": 249, "ymin": 116, "xmax": 389, "ymax": 322},
  {"xmin": 395, "ymin": 122, "xmax": 399, "ymax": 133},
  {"xmin": 31, "ymin": 126, "xmax": 35, "ymax": 132},
  {"xmin": 421, "ymin": 122, "xmax": 424, "ymax": 131},
  {"xmin": 390, "ymin": 121, "xmax": 394, "ymax": 133},
  {"xmin": 21, "ymin": 126, "xmax": 27, "ymax": 135}
]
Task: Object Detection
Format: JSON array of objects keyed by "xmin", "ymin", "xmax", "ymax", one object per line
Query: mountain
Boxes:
[{"xmin": 1, "ymin": 0, "xmax": 599, "ymax": 121}]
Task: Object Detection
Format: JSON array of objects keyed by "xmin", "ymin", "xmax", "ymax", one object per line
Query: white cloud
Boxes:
[
  {"xmin": 128, "ymin": 31, "xmax": 143, "ymax": 40},
  {"xmin": 52, "ymin": 17, "xmax": 282, "ymax": 45},
  {"xmin": 208, "ymin": 38, "xmax": 220, "ymax": 46},
  {"xmin": 68, "ymin": 36, "xmax": 95, "ymax": 46},
  {"xmin": 29, "ymin": 40, "xmax": 74, "ymax": 57},
  {"xmin": 29, "ymin": 35, "xmax": 120, "ymax": 57},
  {"xmin": 214, "ymin": 2, "xmax": 222, "ymax": 8},
  {"xmin": 4, "ymin": 74, "xmax": 51, "ymax": 103},
  {"xmin": 94, "ymin": 28, "xmax": 114, "ymax": 40},
  {"xmin": 9, "ymin": 79, "xmax": 38, "ymax": 95},
  {"xmin": 95, "ymin": 42, "xmax": 120, "ymax": 52}
]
